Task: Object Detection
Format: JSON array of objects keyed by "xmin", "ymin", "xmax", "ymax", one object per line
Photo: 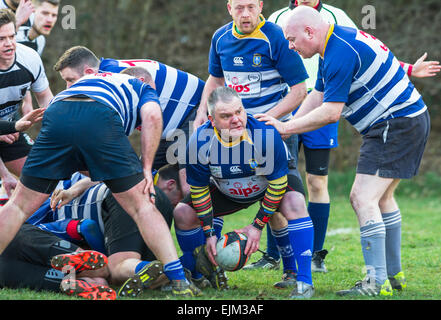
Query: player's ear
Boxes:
[
  {"xmin": 84, "ymin": 66, "xmax": 96, "ymax": 75},
  {"xmin": 208, "ymin": 114, "xmax": 215, "ymax": 127},
  {"xmin": 167, "ymin": 179, "xmax": 177, "ymax": 191}
]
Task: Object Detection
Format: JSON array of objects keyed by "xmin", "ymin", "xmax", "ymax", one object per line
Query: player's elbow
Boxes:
[
  {"xmin": 327, "ymin": 112, "xmax": 340, "ymax": 124},
  {"xmin": 324, "ymin": 102, "xmax": 344, "ymax": 124},
  {"xmin": 142, "ymin": 102, "xmax": 163, "ymax": 124}
]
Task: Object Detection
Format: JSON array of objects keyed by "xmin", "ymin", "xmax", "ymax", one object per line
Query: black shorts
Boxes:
[
  {"xmin": 181, "ymin": 174, "xmax": 305, "ymax": 217},
  {"xmin": 21, "ymin": 100, "xmax": 144, "ymax": 194},
  {"xmin": 357, "ymin": 110, "xmax": 430, "ymax": 179},
  {"xmin": 0, "ymin": 132, "xmax": 33, "ymax": 162},
  {"xmin": 0, "ymin": 223, "xmax": 78, "ymax": 292},
  {"xmin": 101, "ymin": 187, "xmax": 174, "ymax": 261},
  {"xmin": 153, "ymin": 107, "xmax": 196, "ymax": 170},
  {"xmin": 1, "ymin": 223, "xmax": 79, "ymax": 265},
  {"xmin": 299, "ymin": 145, "xmax": 331, "ymax": 176}
]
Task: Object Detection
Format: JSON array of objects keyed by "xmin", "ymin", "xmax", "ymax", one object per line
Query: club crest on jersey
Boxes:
[
  {"xmin": 249, "ymin": 159, "xmax": 259, "ymax": 170},
  {"xmin": 252, "ymin": 54, "xmax": 262, "ymax": 67}
]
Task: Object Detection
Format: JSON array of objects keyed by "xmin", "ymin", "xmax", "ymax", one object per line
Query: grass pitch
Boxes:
[{"xmin": 0, "ymin": 171, "xmax": 440, "ymax": 301}]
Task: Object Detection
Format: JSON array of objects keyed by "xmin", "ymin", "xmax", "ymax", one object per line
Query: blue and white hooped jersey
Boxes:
[
  {"xmin": 99, "ymin": 58, "xmax": 205, "ymax": 139},
  {"xmin": 315, "ymin": 25, "xmax": 427, "ymax": 134},
  {"xmin": 50, "ymin": 72, "xmax": 160, "ymax": 136},
  {"xmin": 209, "ymin": 16, "xmax": 308, "ymax": 120},
  {"xmin": 26, "ymin": 172, "xmax": 109, "ymax": 233},
  {"xmin": 186, "ymin": 115, "xmax": 289, "ymax": 203}
]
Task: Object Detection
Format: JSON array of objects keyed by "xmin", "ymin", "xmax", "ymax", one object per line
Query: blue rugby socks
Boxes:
[
  {"xmin": 288, "ymin": 217, "xmax": 314, "ymax": 285},
  {"xmin": 360, "ymin": 222, "xmax": 387, "ymax": 285},
  {"xmin": 308, "ymin": 202, "xmax": 330, "ymax": 252},
  {"xmin": 78, "ymin": 219, "xmax": 106, "ymax": 254},
  {"xmin": 271, "ymin": 226, "xmax": 296, "ymax": 273},
  {"xmin": 266, "ymin": 225, "xmax": 281, "ymax": 260},
  {"xmin": 382, "ymin": 210, "xmax": 402, "ymax": 277},
  {"xmin": 164, "ymin": 260, "xmax": 188, "ymax": 282},
  {"xmin": 175, "ymin": 226, "xmax": 205, "ymax": 279}
]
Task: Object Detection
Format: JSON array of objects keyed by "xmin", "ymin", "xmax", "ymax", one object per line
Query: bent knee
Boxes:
[
  {"xmin": 279, "ymin": 191, "xmax": 308, "ymax": 220},
  {"xmin": 173, "ymin": 203, "xmax": 199, "ymax": 230}
]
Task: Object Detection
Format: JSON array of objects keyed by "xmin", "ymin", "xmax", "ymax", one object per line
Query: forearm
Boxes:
[
  {"xmin": 252, "ymin": 175, "xmax": 288, "ymax": 230},
  {"xmin": 190, "ymin": 185, "xmax": 214, "ymax": 237},
  {"xmin": 0, "ymin": 121, "xmax": 18, "ymax": 135},
  {"xmin": 34, "ymin": 88, "xmax": 54, "ymax": 108},
  {"xmin": 21, "ymin": 91, "xmax": 33, "ymax": 115},
  {"xmin": 292, "ymin": 89, "xmax": 324, "ymax": 120},
  {"xmin": 285, "ymin": 102, "xmax": 343, "ymax": 135},
  {"xmin": 68, "ymin": 177, "xmax": 98, "ymax": 198},
  {"xmin": 0, "ymin": 158, "xmax": 11, "ymax": 180},
  {"xmin": 140, "ymin": 103, "xmax": 163, "ymax": 171},
  {"xmin": 265, "ymin": 82, "xmax": 307, "ymax": 120}
]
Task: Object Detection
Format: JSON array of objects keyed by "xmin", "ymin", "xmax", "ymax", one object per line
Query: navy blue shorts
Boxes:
[
  {"xmin": 22, "ymin": 100, "xmax": 143, "ymax": 193},
  {"xmin": 298, "ymin": 122, "xmax": 339, "ymax": 149},
  {"xmin": 357, "ymin": 110, "xmax": 430, "ymax": 179}
]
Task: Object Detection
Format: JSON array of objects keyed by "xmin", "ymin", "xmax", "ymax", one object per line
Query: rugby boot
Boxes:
[
  {"xmin": 273, "ymin": 270, "xmax": 297, "ymax": 289},
  {"xmin": 171, "ymin": 279, "xmax": 203, "ymax": 297},
  {"xmin": 118, "ymin": 260, "xmax": 164, "ymax": 298},
  {"xmin": 60, "ymin": 279, "xmax": 116, "ymax": 300},
  {"xmin": 51, "ymin": 250, "xmax": 107, "ymax": 273},
  {"xmin": 193, "ymin": 245, "xmax": 229, "ymax": 290},
  {"xmin": 336, "ymin": 278, "xmax": 393, "ymax": 297},
  {"xmin": 243, "ymin": 253, "xmax": 280, "ymax": 270},
  {"xmin": 388, "ymin": 271, "xmax": 407, "ymax": 291},
  {"xmin": 289, "ymin": 281, "xmax": 315, "ymax": 299},
  {"xmin": 311, "ymin": 249, "xmax": 328, "ymax": 273}
]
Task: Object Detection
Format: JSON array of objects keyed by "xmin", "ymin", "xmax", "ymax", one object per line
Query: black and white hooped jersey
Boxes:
[
  {"xmin": 0, "ymin": 43, "xmax": 49, "ymax": 121},
  {"xmin": 0, "ymin": 1, "xmax": 46, "ymax": 55},
  {"xmin": 16, "ymin": 30, "xmax": 46, "ymax": 56}
]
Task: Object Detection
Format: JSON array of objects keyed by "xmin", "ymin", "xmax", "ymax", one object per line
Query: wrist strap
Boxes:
[
  {"xmin": 252, "ymin": 207, "xmax": 271, "ymax": 230},
  {"xmin": 203, "ymin": 227, "xmax": 215, "ymax": 238}
]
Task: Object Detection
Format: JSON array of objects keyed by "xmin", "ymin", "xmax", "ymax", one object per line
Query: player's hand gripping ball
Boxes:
[{"xmin": 215, "ymin": 231, "xmax": 249, "ymax": 271}]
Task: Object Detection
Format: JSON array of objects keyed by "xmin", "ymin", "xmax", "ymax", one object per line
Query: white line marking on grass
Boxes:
[{"xmin": 327, "ymin": 228, "xmax": 358, "ymax": 236}]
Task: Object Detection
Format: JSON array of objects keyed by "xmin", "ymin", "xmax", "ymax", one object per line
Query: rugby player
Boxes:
[
  {"xmin": 55, "ymin": 46, "xmax": 206, "ymax": 196},
  {"xmin": 0, "ymin": 9, "xmax": 53, "ymax": 198},
  {"xmin": 7, "ymin": 165, "xmax": 190, "ymax": 298},
  {"xmin": 191, "ymin": 0, "xmax": 310, "ymax": 289},
  {"xmin": 0, "ymin": 56, "xmax": 200, "ymax": 297},
  {"xmin": 175, "ymin": 87, "xmax": 315, "ymax": 299},
  {"xmin": 256, "ymin": 6, "xmax": 430, "ymax": 296},
  {"xmin": 253, "ymin": 0, "xmax": 441, "ymax": 274}
]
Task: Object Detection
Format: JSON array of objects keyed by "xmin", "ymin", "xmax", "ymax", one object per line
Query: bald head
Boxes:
[{"xmin": 284, "ymin": 5, "xmax": 329, "ymax": 58}]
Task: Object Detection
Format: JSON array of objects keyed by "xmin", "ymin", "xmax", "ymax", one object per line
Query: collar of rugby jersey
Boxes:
[
  {"xmin": 232, "ymin": 14, "xmax": 268, "ymax": 41},
  {"xmin": 292, "ymin": 0, "xmax": 323, "ymax": 11},
  {"xmin": 321, "ymin": 23, "xmax": 335, "ymax": 58},
  {"xmin": 213, "ymin": 126, "xmax": 253, "ymax": 148}
]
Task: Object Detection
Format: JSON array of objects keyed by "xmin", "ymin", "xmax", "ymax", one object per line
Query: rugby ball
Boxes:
[{"xmin": 215, "ymin": 231, "xmax": 249, "ymax": 271}]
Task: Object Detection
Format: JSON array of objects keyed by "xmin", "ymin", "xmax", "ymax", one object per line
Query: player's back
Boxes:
[
  {"xmin": 99, "ymin": 58, "xmax": 205, "ymax": 139},
  {"xmin": 322, "ymin": 25, "xmax": 426, "ymax": 134},
  {"xmin": 51, "ymin": 72, "xmax": 159, "ymax": 136}
]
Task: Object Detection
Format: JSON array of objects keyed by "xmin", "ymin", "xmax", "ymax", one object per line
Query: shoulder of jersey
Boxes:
[
  {"xmin": 16, "ymin": 42, "xmax": 41, "ymax": 59},
  {"xmin": 15, "ymin": 43, "xmax": 43, "ymax": 71},
  {"xmin": 267, "ymin": 7, "xmax": 289, "ymax": 23},
  {"xmin": 213, "ymin": 21, "xmax": 234, "ymax": 38},
  {"xmin": 246, "ymin": 114, "xmax": 271, "ymax": 131}
]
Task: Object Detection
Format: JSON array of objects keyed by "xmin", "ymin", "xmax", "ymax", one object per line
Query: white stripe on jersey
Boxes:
[
  {"xmin": 162, "ymin": 78, "xmax": 200, "ymax": 139},
  {"xmin": 56, "ymin": 183, "xmax": 109, "ymax": 233},
  {"xmin": 51, "ymin": 73, "xmax": 151, "ymax": 136},
  {"xmin": 99, "ymin": 59, "xmax": 204, "ymax": 139}
]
